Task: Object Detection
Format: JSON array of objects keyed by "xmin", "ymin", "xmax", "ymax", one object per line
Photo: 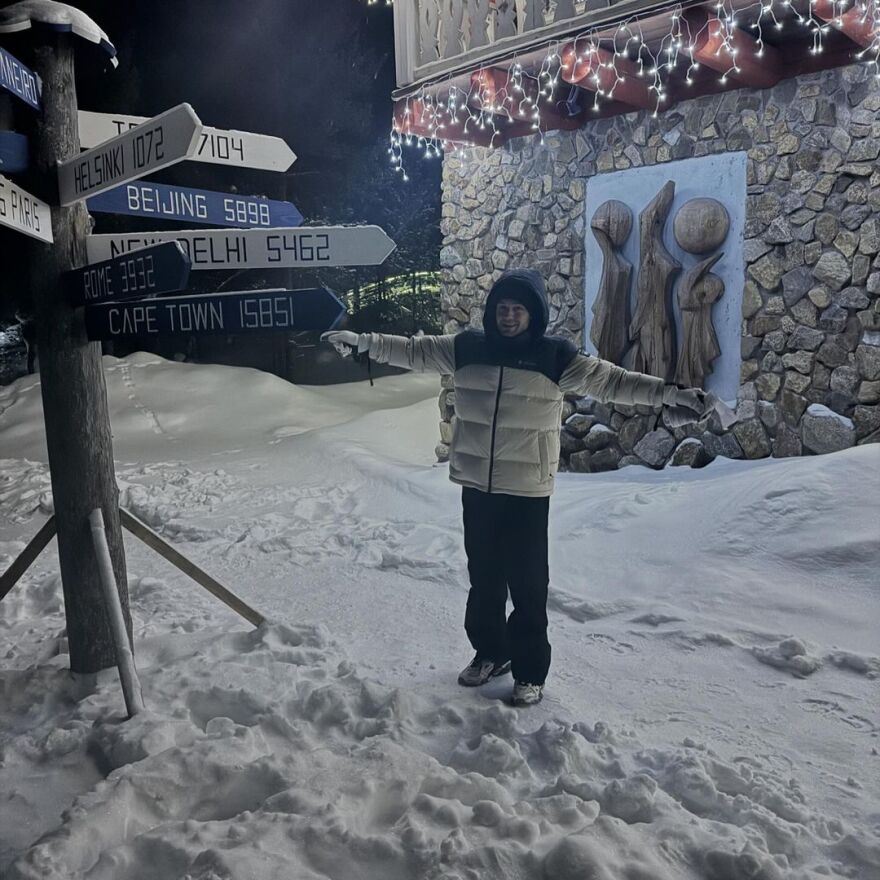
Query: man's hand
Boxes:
[
  {"xmin": 321, "ymin": 330, "xmax": 369, "ymax": 358},
  {"xmin": 662, "ymin": 385, "xmax": 711, "ymax": 428}
]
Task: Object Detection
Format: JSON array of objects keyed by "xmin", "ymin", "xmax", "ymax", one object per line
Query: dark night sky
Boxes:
[{"xmin": 1, "ymin": 0, "xmax": 439, "ymax": 316}]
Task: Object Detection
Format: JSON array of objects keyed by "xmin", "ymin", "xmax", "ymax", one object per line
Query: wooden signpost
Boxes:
[
  {"xmin": 58, "ymin": 102, "xmax": 202, "ymax": 205},
  {"xmin": 83, "ymin": 287, "xmax": 346, "ymax": 340},
  {"xmin": 65, "ymin": 241, "xmax": 191, "ymax": 306},
  {"xmin": 0, "ymin": 130, "xmax": 29, "ymax": 173},
  {"xmin": 0, "ymin": 173, "xmax": 53, "ymax": 242},
  {"xmin": 86, "ymin": 180, "xmax": 303, "ymax": 228},
  {"xmin": 0, "ymin": 45, "xmax": 40, "ymax": 109},
  {"xmin": 87, "ymin": 225, "xmax": 396, "ymax": 269},
  {"xmin": 79, "ymin": 110, "xmax": 297, "ymax": 171}
]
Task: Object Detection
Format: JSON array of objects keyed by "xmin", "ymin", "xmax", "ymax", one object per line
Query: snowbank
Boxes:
[{"xmin": 1, "ymin": 355, "xmax": 878, "ymax": 879}]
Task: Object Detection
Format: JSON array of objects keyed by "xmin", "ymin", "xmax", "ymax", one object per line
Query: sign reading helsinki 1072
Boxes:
[
  {"xmin": 87, "ymin": 225, "xmax": 396, "ymax": 269},
  {"xmin": 58, "ymin": 103, "xmax": 202, "ymax": 205}
]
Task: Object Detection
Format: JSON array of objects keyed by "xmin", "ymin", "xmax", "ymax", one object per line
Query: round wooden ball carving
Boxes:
[{"xmin": 673, "ymin": 198, "xmax": 730, "ymax": 254}]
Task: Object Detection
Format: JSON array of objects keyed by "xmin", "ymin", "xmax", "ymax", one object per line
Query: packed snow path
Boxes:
[{"xmin": 1, "ymin": 354, "xmax": 878, "ymax": 879}]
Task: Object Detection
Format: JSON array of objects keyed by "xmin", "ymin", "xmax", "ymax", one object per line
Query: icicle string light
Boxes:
[{"xmin": 389, "ymin": 0, "xmax": 880, "ymax": 178}]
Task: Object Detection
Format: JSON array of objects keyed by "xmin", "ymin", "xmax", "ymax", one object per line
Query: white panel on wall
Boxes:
[{"xmin": 583, "ymin": 152, "xmax": 748, "ymax": 403}]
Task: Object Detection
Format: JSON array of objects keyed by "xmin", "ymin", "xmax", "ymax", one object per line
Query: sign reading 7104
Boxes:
[
  {"xmin": 58, "ymin": 103, "xmax": 202, "ymax": 205},
  {"xmin": 87, "ymin": 225, "xmax": 396, "ymax": 270}
]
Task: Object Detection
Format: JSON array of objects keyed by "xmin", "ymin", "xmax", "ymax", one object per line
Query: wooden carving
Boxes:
[
  {"xmin": 673, "ymin": 197, "xmax": 730, "ymax": 254},
  {"xmin": 590, "ymin": 199, "xmax": 633, "ymax": 365},
  {"xmin": 630, "ymin": 180, "xmax": 680, "ymax": 380},
  {"xmin": 675, "ymin": 252, "xmax": 725, "ymax": 388}
]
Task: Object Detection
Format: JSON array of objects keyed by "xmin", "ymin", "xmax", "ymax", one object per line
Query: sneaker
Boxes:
[
  {"xmin": 457, "ymin": 655, "xmax": 512, "ymax": 687},
  {"xmin": 511, "ymin": 681, "xmax": 544, "ymax": 706}
]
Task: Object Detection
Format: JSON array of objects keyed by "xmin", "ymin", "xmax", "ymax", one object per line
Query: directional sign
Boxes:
[
  {"xmin": 86, "ymin": 180, "xmax": 303, "ymax": 229},
  {"xmin": 59, "ymin": 103, "xmax": 202, "ymax": 206},
  {"xmin": 66, "ymin": 242, "xmax": 191, "ymax": 307},
  {"xmin": 79, "ymin": 111, "xmax": 297, "ymax": 172},
  {"xmin": 87, "ymin": 226, "xmax": 396, "ymax": 270},
  {"xmin": 0, "ymin": 47, "xmax": 40, "ymax": 110},
  {"xmin": 0, "ymin": 131, "xmax": 28, "ymax": 174},
  {"xmin": 84, "ymin": 287, "xmax": 346, "ymax": 340},
  {"xmin": 0, "ymin": 174, "xmax": 53, "ymax": 243}
]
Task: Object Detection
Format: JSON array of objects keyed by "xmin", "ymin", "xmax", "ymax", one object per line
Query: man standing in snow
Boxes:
[{"xmin": 323, "ymin": 269, "xmax": 708, "ymax": 706}]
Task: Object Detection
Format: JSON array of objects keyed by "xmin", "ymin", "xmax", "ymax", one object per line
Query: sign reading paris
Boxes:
[{"xmin": 58, "ymin": 103, "xmax": 202, "ymax": 205}]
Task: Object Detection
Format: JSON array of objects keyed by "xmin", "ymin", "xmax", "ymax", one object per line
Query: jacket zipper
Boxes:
[{"xmin": 487, "ymin": 366, "xmax": 504, "ymax": 494}]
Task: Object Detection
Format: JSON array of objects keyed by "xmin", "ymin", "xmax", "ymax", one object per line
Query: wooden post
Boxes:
[
  {"xmin": 89, "ymin": 509, "xmax": 144, "ymax": 718},
  {"xmin": 21, "ymin": 33, "xmax": 131, "ymax": 674}
]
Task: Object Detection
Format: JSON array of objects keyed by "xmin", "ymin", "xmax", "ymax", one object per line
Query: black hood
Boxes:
[{"xmin": 483, "ymin": 269, "xmax": 549, "ymax": 349}]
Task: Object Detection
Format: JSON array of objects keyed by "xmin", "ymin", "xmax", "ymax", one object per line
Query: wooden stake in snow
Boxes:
[{"xmin": 89, "ymin": 508, "xmax": 144, "ymax": 718}]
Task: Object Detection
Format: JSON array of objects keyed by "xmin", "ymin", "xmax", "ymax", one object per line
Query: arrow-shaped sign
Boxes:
[
  {"xmin": 86, "ymin": 180, "xmax": 303, "ymax": 229},
  {"xmin": 0, "ymin": 131, "xmax": 28, "ymax": 174},
  {"xmin": 66, "ymin": 242, "xmax": 191, "ymax": 307},
  {"xmin": 87, "ymin": 226, "xmax": 396, "ymax": 270},
  {"xmin": 0, "ymin": 174, "xmax": 53, "ymax": 243},
  {"xmin": 0, "ymin": 46, "xmax": 40, "ymax": 110},
  {"xmin": 78, "ymin": 111, "xmax": 297, "ymax": 172},
  {"xmin": 59, "ymin": 103, "xmax": 202, "ymax": 206},
  {"xmin": 84, "ymin": 287, "xmax": 346, "ymax": 340}
]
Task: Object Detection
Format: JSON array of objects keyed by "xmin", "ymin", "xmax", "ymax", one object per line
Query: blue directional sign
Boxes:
[
  {"xmin": 66, "ymin": 242, "xmax": 191, "ymax": 307},
  {"xmin": 84, "ymin": 287, "xmax": 345, "ymax": 340},
  {"xmin": 0, "ymin": 47, "xmax": 40, "ymax": 110},
  {"xmin": 0, "ymin": 131, "xmax": 28, "ymax": 174},
  {"xmin": 87, "ymin": 181, "xmax": 303, "ymax": 229}
]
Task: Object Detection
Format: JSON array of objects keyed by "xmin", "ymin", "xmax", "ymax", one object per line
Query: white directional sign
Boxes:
[
  {"xmin": 78, "ymin": 111, "xmax": 297, "ymax": 172},
  {"xmin": 87, "ymin": 226, "xmax": 396, "ymax": 270},
  {"xmin": 59, "ymin": 103, "xmax": 202, "ymax": 206},
  {"xmin": 0, "ymin": 174, "xmax": 53, "ymax": 243}
]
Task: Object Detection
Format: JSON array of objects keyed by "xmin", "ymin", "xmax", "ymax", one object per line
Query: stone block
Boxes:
[
  {"xmin": 854, "ymin": 405, "xmax": 880, "ymax": 438},
  {"xmin": 785, "ymin": 371, "xmax": 812, "ymax": 394},
  {"xmin": 756, "ymin": 373, "xmax": 782, "ymax": 400},
  {"xmin": 856, "ymin": 344, "xmax": 880, "ymax": 380},
  {"xmin": 781, "ymin": 389, "xmax": 808, "ymax": 425},
  {"xmin": 813, "ymin": 251, "xmax": 852, "ymax": 291},
  {"xmin": 568, "ymin": 450, "xmax": 592, "ymax": 473},
  {"xmin": 773, "ymin": 423, "xmax": 803, "ymax": 457},
  {"xmin": 758, "ymin": 401, "xmax": 781, "ymax": 429},
  {"xmin": 787, "ymin": 325, "xmax": 825, "ymax": 351},
  {"xmin": 634, "ymin": 428, "xmax": 675, "ymax": 467},
  {"xmin": 590, "ymin": 447, "xmax": 622, "ymax": 472},
  {"xmin": 670, "ymin": 438, "xmax": 712, "ymax": 468},
  {"xmin": 701, "ymin": 431, "xmax": 744, "ymax": 459},
  {"xmin": 857, "ymin": 380, "xmax": 880, "ymax": 403},
  {"xmin": 733, "ymin": 419, "xmax": 771, "ymax": 458},
  {"xmin": 563, "ymin": 413, "xmax": 594, "ymax": 438},
  {"xmin": 783, "ymin": 351, "xmax": 815, "ymax": 373},
  {"xmin": 802, "ymin": 404, "xmax": 856, "ymax": 453}
]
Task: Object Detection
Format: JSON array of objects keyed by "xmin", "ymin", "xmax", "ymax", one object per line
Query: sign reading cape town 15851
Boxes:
[
  {"xmin": 86, "ymin": 225, "xmax": 396, "ymax": 270},
  {"xmin": 84, "ymin": 287, "xmax": 346, "ymax": 340},
  {"xmin": 0, "ymin": 174, "xmax": 53, "ymax": 243},
  {"xmin": 0, "ymin": 46, "xmax": 40, "ymax": 110},
  {"xmin": 58, "ymin": 103, "xmax": 202, "ymax": 205}
]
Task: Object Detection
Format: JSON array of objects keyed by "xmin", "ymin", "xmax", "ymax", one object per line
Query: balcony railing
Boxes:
[{"xmin": 393, "ymin": 0, "xmax": 671, "ymax": 88}]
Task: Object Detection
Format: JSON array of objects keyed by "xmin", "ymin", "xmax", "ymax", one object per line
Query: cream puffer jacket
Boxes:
[{"xmin": 363, "ymin": 329, "xmax": 670, "ymax": 498}]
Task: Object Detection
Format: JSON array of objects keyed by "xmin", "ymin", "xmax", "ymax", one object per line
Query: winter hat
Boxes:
[{"xmin": 483, "ymin": 268, "xmax": 549, "ymax": 347}]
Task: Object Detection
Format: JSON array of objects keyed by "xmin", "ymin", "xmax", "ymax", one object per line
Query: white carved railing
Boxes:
[{"xmin": 394, "ymin": 0, "xmax": 601, "ymax": 87}]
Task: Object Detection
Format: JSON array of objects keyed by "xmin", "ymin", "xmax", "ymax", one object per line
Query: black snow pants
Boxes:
[{"xmin": 461, "ymin": 486, "xmax": 551, "ymax": 685}]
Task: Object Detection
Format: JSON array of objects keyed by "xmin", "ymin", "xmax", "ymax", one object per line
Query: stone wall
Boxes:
[{"xmin": 437, "ymin": 64, "xmax": 880, "ymax": 470}]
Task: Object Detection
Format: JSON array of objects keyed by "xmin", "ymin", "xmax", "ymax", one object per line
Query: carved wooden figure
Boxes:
[
  {"xmin": 630, "ymin": 180, "xmax": 680, "ymax": 380},
  {"xmin": 590, "ymin": 199, "xmax": 633, "ymax": 365},
  {"xmin": 675, "ymin": 252, "xmax": 725, "ymax": 388},
  {"xmin": 673, "ymin": 197, "xmax": 730, "ymax": 254}
]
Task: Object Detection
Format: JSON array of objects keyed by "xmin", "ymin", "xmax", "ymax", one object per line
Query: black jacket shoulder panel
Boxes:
[{"xmin": 454, "ymin": 330, "xmax": 577, "ymax": 385}]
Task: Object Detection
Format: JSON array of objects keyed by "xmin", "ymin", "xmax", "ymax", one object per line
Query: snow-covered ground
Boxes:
[{"xmin": 1, "ymin": 353, "xmax": 878, "ymax": 880}]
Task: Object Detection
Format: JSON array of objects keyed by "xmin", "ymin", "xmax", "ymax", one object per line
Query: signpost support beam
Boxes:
[{"xmin": 23, "ymin": 32, "xmax": 131, "ymax": 674}]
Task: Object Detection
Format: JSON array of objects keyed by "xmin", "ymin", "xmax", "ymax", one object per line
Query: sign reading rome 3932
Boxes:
[{"xmin": 58, "ymin": 103, "xmax": 202, "ymax": 205}]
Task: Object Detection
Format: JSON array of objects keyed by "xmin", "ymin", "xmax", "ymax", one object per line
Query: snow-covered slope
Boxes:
[{"xmin": 1, "ymin": 355, "xmax": 877, "ymax": 880}]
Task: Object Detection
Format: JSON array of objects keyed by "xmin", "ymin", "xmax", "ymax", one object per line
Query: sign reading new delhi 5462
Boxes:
[
  {"xmin": 86, "ymin": 226, "xmax": 396, "ymax": 269},
  {"xmin": 58, "ymin": 103, "xmax": 202, "ymax": 205}
]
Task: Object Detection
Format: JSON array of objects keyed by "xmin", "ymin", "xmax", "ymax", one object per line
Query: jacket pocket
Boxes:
[{"xmin": 538, "ymin": 433, "xmax": 550, "ymax": 481}]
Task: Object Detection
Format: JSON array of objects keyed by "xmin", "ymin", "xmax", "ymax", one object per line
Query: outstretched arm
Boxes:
[
  {"xmin": 322, "ymin": 331, "xmax": 456, "ymax": 375},
  {"xmin": 559, "ymin": 353, "xmax": 706, "ymax": 413}
]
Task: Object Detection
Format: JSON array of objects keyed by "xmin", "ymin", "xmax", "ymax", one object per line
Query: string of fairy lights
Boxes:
[{"xmin": 384, "ymin": 0, "xmax": 880, "ymax": 180}]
